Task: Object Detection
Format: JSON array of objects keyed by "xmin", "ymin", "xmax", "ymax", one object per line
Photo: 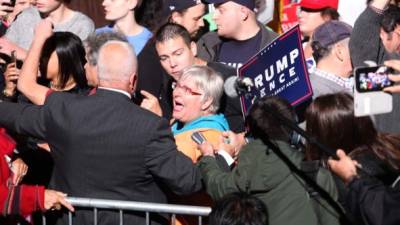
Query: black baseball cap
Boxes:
[
  {"xmin": 204, "ymin": 0, "xmax": 255, "ymax": 11},
  {"xmin": 164, "ymin": 0, "xmax": 204, "ymax": 12}
]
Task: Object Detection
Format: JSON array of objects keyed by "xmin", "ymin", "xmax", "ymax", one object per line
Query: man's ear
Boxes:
[
  {"xmin": 333, "ymin": 43, "xmax": 344, "ymax": 62},
  {"xmin": 239, "ymin": 6, "xmax": 250, "ymax": 21},
  {"xmin": 171, "ymin": 11, "xmax": 183, "ymax": 24},
  {"xmin": 129, "ymin": 73, "xmax": 137, "ymax": 92},
  {"xmin": 333, "ymin": 43, "xmax": 343, "ymax": 61},
  {"xmin": 190, "ymin": 41, "xmax": 198, "ymax": 56},
  {"xmin": 201, "ymin": 97, "xmax": 213, "ymax": 111}
]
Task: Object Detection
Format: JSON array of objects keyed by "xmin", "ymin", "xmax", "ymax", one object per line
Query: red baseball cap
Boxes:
[{"xmin": 299, "ymin": 0, "xmax": 338, "ymax": 10}]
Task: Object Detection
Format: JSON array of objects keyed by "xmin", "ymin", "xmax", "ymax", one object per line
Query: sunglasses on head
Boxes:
[{"xmin": 300, "ymin": 7, "xmax": 326, "ymax": 13}]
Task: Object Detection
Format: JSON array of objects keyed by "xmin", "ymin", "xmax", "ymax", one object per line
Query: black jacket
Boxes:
[
  {"xmin": 346, "ymin": 176, "xmax": 400, "ymax": 225},
  {"xmin": 196, "ymin": 23, "xmax": 278, "ymax": 62},
  {"xmin": 0, "ymin": 89, "xmax": 202, "ymax": 225}
]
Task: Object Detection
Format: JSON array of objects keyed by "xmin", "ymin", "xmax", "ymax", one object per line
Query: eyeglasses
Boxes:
[{"xmin": 173, "ymin": 83, "xmax": 203, "ymax": 96}]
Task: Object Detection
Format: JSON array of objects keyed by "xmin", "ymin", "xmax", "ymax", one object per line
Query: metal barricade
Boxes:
[{"xmin": 41, "ymin": 197, "xmax": 212, "ymax": 225}]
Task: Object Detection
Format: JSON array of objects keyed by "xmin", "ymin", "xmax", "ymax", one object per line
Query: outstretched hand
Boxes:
[
  {"xmin": 140, "ymin": 90, "xmax": 162, "ymax": 117},
  {"xmin": 44, "ymin": 190, "xmax": 74, "ymax": 212},
  {"xmin": 217, "ymin": 131, "xmax": 242, "ymax": 158},
  {"xmin": 198, "ymin": 141, "xmax": 215, "ymax": 157},
  {"xmin": 328, "ymin": 149, "xmax": 359, "ymax": 185}
]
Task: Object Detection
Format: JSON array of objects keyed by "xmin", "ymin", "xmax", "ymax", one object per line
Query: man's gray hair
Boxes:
[
  {"xmin": 180, "ymin": 65, "xmax": 224, "ymax": 114},
  {"xmin": 84, "ymin": 32, "xmax": 128, "ymax": 66},
  {"xmin": 312, "ymin": 37, "xmax": 350, "ymax": 63},
  {"xmin": 97, "ymin": 40, "xmax": 137, "ymax": 82}
]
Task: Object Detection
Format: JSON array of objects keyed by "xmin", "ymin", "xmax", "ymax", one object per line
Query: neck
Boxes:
[
  {"xmin": 46, "ymin": 4, "xmax": 73, "ymax": 24},
  {"xmin": 194, "ymin": 57, "xmax": 207, "ymax": 66},
  {"xmin": 233, "ymin": 20, "xmax": 260, "ymax": 41},
  {"xmin": 303, "ymin": 41, "xmax": 313, "ymax": 59},
  {"xmin": 114, "ymin": 11, "xmax": 143, "ymax": 36},
  {"xmin": 50, "ymin": 78, "xmax": 76, "ymax": 91},
  {"xmin": 317, "ymin": 58, "xmax": 350, "ymax": 78},
  {"xmin": 98, "ymin": 81, "xmax": 131, "ymax": 93}
]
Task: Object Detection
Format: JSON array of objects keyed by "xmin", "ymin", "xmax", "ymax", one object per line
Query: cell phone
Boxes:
[
  {"xmin": 191, "ymin": 131, "xmax": 206, "ymax": 145},
  {"xmin": 8, "ymin": 51, "xmax": 19, "ymax": 81},
  {"xmin": 10, "ymin": 50, "xmax": 16, "ymax": 64},
  {"xmin": 354, "ymin": 65, "xmax": 395, "ymax": 93}
]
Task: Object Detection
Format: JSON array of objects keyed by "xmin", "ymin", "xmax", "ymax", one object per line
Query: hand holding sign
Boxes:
[{"xmin": 238, "ymin": 25, "xmax": 312, "ymax": 115}]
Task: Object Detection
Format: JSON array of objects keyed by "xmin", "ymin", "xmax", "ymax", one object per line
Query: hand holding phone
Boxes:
[
  {"xmin": 354, "ymin": 65, "xmax": 394, "ymax": 117},
  {"xmin": 355, "ymin": 65, "xmax": 394, "ymax": 93},
  {"xmin": 191, "ymin": 131, "xmax": 207, "ymax": 145},
  {"xmin": 192, "ymin": 131, "xmax": 216, "ymax": 157}
]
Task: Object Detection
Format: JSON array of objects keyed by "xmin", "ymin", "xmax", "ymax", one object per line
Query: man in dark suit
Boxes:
[{"xmin": 0, "ymin": 40, "xmax": 202, "ymax": 224}]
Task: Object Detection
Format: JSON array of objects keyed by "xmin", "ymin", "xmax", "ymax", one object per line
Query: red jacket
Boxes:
[{"xmin": 0, "ymin": 128, "xmax": 45, "ymax": 216}]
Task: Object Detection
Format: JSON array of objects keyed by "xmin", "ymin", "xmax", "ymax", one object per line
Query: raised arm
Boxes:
[
  {"xmin": 349, "ymin": 0, "xmax": 391, "ymax": 67},
  {"xmin": 17, "ymin": 19, "xmax": 53, "ymax": 105},
  {"xmin": 0, "ymin": 101, "xmax": 47, "ymax": 140}
]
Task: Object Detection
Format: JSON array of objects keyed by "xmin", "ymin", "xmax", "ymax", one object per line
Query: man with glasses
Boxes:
[{"xmin": 350, "ymin": 0, "xmax": 400, "ymax": 133}]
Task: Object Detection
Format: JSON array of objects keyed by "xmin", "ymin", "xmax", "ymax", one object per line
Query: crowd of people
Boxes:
[{"xmin": 0, "ymin": 0, "xmax": 400, "ymax": 225}]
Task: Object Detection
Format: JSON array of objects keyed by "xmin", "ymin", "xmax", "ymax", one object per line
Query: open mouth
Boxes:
[{"xmin": 173, "ymin": 99, "xmax": 184, "ymax": 112}]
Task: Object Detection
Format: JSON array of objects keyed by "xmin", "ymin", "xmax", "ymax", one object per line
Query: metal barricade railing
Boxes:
[{"xmin": 41, "ymin": 197, "xmax": 212, "ymax": 225}]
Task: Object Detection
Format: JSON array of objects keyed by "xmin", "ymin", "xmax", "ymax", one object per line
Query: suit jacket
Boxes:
[{"xmin": 0, "ymin": 89, "xmax": 202, "ymax": 225}]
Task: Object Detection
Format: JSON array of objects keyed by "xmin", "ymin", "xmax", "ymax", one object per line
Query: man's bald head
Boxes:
[{"xmin": 97, "ymin": 41, "xmax": 137, "ymax": 83}]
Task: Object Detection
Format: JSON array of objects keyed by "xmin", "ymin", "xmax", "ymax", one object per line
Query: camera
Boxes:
[{"xmin": 354, "ymin": 65, "xmax": 395, "ymax": 93}]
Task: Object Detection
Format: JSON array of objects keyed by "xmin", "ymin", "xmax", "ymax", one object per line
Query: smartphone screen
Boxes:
[{"xmin": 355, "ymin": 66, "xmax": 394, "ymax": 93}]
